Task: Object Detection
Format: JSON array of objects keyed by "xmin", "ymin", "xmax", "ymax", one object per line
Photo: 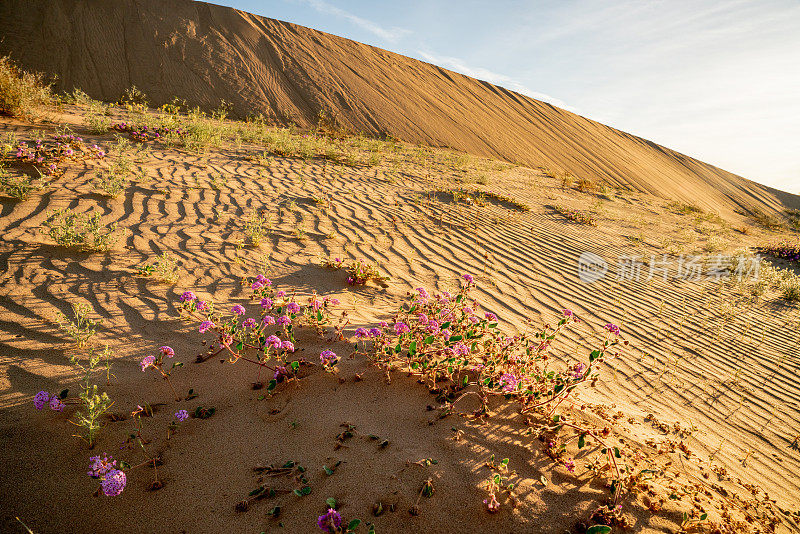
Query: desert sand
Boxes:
[{"xmin": 0, "ymin": 2, "xmax": 799, "ymax": 533}]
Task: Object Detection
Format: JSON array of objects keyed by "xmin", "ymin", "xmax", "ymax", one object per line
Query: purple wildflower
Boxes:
[
  {"xmin": 368, "ymin": 327, "xmax": 382, "ymax": 337},
  {"xmin": 265, "ymin": 335, "xmax": 282, "ymax": 349},
  {"xmin": 277, "ymin": 315, "xmax": 291, "ymax": 326},
  {"xmin": 604, "ymin": 323, "xmax": 621, "ymax": 336},
  {"xmin": 33, "ymin": 390, "xmax": 50, "ymax": 410},
  {"xmin": 160, "ymin": 346, "xmax": 175, "ymax": 358},
  {"xmin": 88, "ymin": 454, "xmax": 117, "ymax": 478},
  {"xmin": 498, "ymin": 373, "xmax": 519, "ymax": 392},
  {"xmin": 354, "ymin": 327, "xmax": 368, "ymax": 338},
  {"xmin": 572, "ymin": 363, "xmax": 586, "ymax": 380},
  {"xmin": 262, "ymin": 315, "xmax": 275, "ymax": 326},
  {"xmin": 196, "ymin": 300, "xmax": 208, "ymax": 311},
  {"xmin": 140, "ymin": 355, "xmax": 155, "ymax": 371},
  {"xmin": 100, "ymin": 469, "xmax": 126, "ymax": 496},
  {"xmin": 287, "ymin": 302, "xmax": 301, "ymax": 315},
  {"xmin": 394, "ymin": 322, "xmax": 410, "ymax": 334},
  {"xmin": 485, "ymin": 312, "xmax": 498, "ymax": 322},
  {"xmin": 175, "ymin": 409, "xmax": 189, "ymax": 422},
  {"xmin": 243, "ymin": 318, "xmax": 257, "ymax": 328},
  {"xmin": 261, "ymin": 297, "xmax": 273, "ymax": 309},
  {"xmin": 276, "ymin": 290, "xmax": 286, "ymax": 298},
  {"xmin": 231, "ymin": 304, "xmax": 246, "ymax": 316},
  {"xmin": 49, "ymin": 396, "xmax": 65, "ymax": 412},
  {"xmin": 463, "ymin": 273, "xmax": 474, "ymax": 284},
  {"xmin": 320, "ymin": 350, "xmax": 338, "ymax": 366},
  {"xmin": 281, "ymin": 340, "xmax": 295, "ymax": 352},
  {"xmin": 251, "ymin": 280, "xmax": 264, "ymax": 291},
  {"xmin": 199, "ymin": 320, "xmax": 214, "ymax": 333},
  {"xmin": 317, "ymin": 508, "xmax": 342, "ymax": 532},
  {"xmin": 180, "ymin": 291, "xmax": 196, "ymax": 302}
]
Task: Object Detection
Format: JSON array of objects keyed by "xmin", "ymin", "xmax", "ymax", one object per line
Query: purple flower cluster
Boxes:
[
  {"xmin": 317, "ymin": 508, "xmax": 342, "ymax": 532},
  {"xmin": 88, "ymin": 454, "xmax": 117, "ymax": 478},
  {"xmin": 33, "ymin": 390, "xmax": 65, "ymax": 411},
  {"xmin": 762, "ymin": 241, "xmax": 800, "ymax": 264},
  {"xmin": 320, "ymin": 350, "xmax": 338, "ymax": 366},
  {"xmin": 113, "ymin": 122, "xmax": 186, "ymax": 143},
  {"xmin": 604, "ymin": 323, "xmax": 621, "ymax": 336},
  {"xmin": 175, "ymin": 409, "xmax": 189, "ymax": 422},
  {"xmin": 100, "ymin": 469, "xmax": 127, "ymax": 496}
]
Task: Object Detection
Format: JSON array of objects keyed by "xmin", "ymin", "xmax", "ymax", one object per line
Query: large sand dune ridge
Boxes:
[{"xmin": 0, "ymin": 0, "xmax": 797, "ymax": 217}]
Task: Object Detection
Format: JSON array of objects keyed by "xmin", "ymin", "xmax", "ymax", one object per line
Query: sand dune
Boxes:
[
  {"xmin": 0, "ymin": 0, "xmax": 797, "ymax": 218},
  {"xmin": 0, "ymin": 102, "xmax": 798, "ymax": 532}
]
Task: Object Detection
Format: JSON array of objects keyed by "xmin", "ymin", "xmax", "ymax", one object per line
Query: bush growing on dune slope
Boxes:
[{"xmin": 0, "ymin": 56, "xmax": 54, "ymax": 118}]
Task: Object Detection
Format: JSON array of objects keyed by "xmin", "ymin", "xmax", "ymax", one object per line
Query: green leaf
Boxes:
[
  {"xmin": 236, "ymin": 341, "xmax": 244, "ymax": 352},
  {"xmin": 317, "ymin": 310, "xmax": 323, "ymax": 321},
  {"xmin": 301, "ymin": 486, "xmax": 312, "ymax": 495},
  {"xmin": 409, "ymin": 341, "xmax": 417, "ymax": 356},
  {"xmin": 440, "ymin": 321, "xmax": 451, "ymax": 330},
  {"xmin": 423, "ymin": 335, "xmax": 434, "ymax": 345},
  {"xmin": 448, "ymin": 335, "xmax": 463, "ymax": 342},
  {"xmin": 589, "ymin": 350, "xmax": 601, "ymax": 363},
  {"xmin": 614, "ymin": 447, "xmax": 621, "ymax": 459},
  {"xmin": 700, "ymin": 513, "xmax": 708, "ymax": 521},
  {"xmin": 501, "ymin": 458, "xmax": 509, "ymax": 466},
  {"xmin": 394, "ymin": 344, "xmax": 401, "ymax": 354},
  {"xmin": 578, "ymin": 433, "xmax": 586, "ymax": 449},
  {"xmin": 326, "ymin": 497, "xmax": 337, "ymax": 509},
  {"xmin": 267, "ymin": 379, "xmax": 277, "ymax": 391},
  {"xmin": 249, "ymin": 486, "xmax": 265, "ymax": 497},
  {"xmin": 586, "ymin": 527, "xmax": 612, "ymax": 534},
  {"xmin": 268, "ymin": 506, "xmax": 281, "ymax": 517},
  {"xmin": 462, "ymin": 375, "xmax": 469, "ymax": 387},
  {"xmin": 347, "ymin": 519, "xmax": 362, "ymax": 531},
  {"xmin": 293, "ymin": 489, "xmax": 303, "ymax": 497},
  {"xmin": 323, "ymin": 465, "xmax": 334, "ymax": 476}
]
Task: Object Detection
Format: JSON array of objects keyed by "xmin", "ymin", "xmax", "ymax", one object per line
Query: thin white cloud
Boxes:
[
  {"xmin": 416, "ymin": 51, "xmax": 577, "ymax": 113},
  {"xmin": 301, "ymin": 0, "xmax": 410, "ymax": 43}
]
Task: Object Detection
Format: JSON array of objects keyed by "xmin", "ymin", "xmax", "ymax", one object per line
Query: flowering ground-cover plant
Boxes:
[
  {"xmin": 552, "ymin": 204, "xmax": 598, "ymax": 226},
  {"xmin": 8, "ymin": 133, "xmax": 105, "ymax": 178},
  {"xmin": 112, "ymin": 121, "xmax": 186, "ymax": 143},
  {"xmin": 761, "ymin": 239, "xmax": 800, "ymax": 265},
  {"xmin": 362, "ymin": 275, "xmax": 633, "ymax": 507},
  {"xmin": 179, "ymin": 278, "xmax": 345, "ymax": 388}
]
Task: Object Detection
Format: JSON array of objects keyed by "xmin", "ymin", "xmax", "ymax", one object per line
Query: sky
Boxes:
[{"xmin": 217, "ymin": 0, "xmax": 799, "ymax": 193}]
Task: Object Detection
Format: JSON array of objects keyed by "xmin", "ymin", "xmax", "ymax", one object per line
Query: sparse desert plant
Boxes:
[
  {"xmin": 748, "ymin": 207, "xmax": 783, "ymax": 230},
  {"xmin": 552, "ymin": 204, "xmax": 598, "ymax": 226},
  {"xmin": 780, "ymin": 278, "xmax": 800, "ymax": 303},
  {"xmin": 71, "ymin": 345, "xmax": 115, "ymax": 447},
  {"xmin": 137, "ymin": 252, "xmax": 180, "ymax": 284},
  {"xmin": 0, "ymin": 162, "xmax": 40, "ymax": 200},
  {"xmin": 560, "ymin": 171, "xmax": 576, "ymax": 189},
  {"xmin": 43, "ymin": 208, "xmax": 121, "ymax": 252},
  {"xmin": 244, "ymin": 210, "xmax": 270, "ymax": 246},
  {"xmin": 118, "ymin": 86, "xmax": 149, "ymax": 113},
  {"xmin": 55, "ymin": 302, "xmax": 101, "ymax": 347},
  {"xmin": 667, "ymin": 201, "xmax": 704, "ymax": 215},
  {"xmin": 0, "ymin": 55, "xmax": 54, "ymax": 118},
  {"xmin": 94, "ymin": 169, "xmax": 128, "ymax": 198},
  {"xmin": 208, "ymin": 172, "xmax": 229, "ymax": 190},
  {"xmin": 576, "ymin": 176, "xmax": 597, "ymax": 192}
]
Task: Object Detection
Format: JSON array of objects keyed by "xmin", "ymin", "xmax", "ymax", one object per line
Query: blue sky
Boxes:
[{"xmin": 217, "ymin": 0, "xmax": 799, "ymax": 193}]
